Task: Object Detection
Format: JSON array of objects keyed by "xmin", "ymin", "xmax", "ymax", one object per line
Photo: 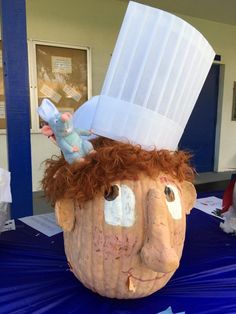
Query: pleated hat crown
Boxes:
[{"xmin": 75, "ymin": 1, "xmax": 215, "ymax": 150}]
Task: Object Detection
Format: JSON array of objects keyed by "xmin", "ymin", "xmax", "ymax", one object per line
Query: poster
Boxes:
[
  {"xmin": 40, "ymin": 84, "xmax": 62, "ymax": 104},
  {"xmin": 63, "ymin": 84, "xmax": 82, "ymax": 102},
  {"xmin": 51, "ymin": 56, "xmax": 72, "ymax": 74}
]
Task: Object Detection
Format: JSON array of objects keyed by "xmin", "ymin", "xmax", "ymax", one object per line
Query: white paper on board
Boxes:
[
  {"xmin": 63, "ymin": 84, "xmax": 82, "ymax": 102},
  {"xmin": 0, "ymin": 101, "xmax": 5, "ymax": 119},
  {"xmin": 51, "ymin": 56, "xmax": 72, "ymax": 74},
  {"xmin": 40, "ymin": 84, "xmax": 62, "ymax": 104},
  {"xmin": 19, "ymin": 212, "xmax": 62, "ymax": 237}
]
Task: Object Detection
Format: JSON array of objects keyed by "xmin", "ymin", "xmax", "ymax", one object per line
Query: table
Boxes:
[{"xmin": 0, "ymin": 191, "xmax": 235, "ymax": 314}]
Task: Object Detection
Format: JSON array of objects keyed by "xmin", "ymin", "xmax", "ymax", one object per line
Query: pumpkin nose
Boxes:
[
  {"xmin": 140, "ymin": 189, "xmax": 180, "ymax": 273},
  {"xmin": 140, "ymin": 236, "xmax": 179, "ymax": 273}
]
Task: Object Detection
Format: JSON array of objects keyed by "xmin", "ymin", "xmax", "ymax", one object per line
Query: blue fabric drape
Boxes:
[{"xmin": 0, "ymin": 191, "xmax": 235, "ymax": 314}]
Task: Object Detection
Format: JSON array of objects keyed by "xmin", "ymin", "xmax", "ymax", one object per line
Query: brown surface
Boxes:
[{"xmin": 36, "ymin": 44, "xmax": 88, "ymax": 127}]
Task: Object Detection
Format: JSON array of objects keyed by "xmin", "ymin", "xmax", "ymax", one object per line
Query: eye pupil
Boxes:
[
  {"xmin": 104, "ymin": 185, "xmax": 119, "ymax": 201},
  {"xmin": 164, "ymin": 186, "xmax": 175, "ymax": 202}
]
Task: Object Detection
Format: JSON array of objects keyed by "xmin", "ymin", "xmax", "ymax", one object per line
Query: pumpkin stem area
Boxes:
[{"xmin": 42, "ymin": 137, "xmax": 195, "ymax": 206}]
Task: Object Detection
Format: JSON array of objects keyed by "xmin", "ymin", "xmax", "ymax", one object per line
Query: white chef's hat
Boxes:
[{"xmin": 73, "ymin": 1, "xmax": 215, "ymax": 150}]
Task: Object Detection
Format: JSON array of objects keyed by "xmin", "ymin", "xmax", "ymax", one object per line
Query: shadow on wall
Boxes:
[{"xmin": 33, "ymin": 191, "xmax": 54, "ymax": 215}]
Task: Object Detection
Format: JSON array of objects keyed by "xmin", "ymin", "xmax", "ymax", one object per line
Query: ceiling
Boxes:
[{"xmin": 125, "ymin": 0, "xmax": 236, "ymax": 26}]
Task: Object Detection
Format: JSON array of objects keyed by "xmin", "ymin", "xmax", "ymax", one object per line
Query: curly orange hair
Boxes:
[{"xmin": 42, "ymin": 137, "xmax": 195, "ymax": 206}]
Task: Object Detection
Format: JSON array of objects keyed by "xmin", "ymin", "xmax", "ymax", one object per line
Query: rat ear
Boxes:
[
  {"xmin": 41, "ymin": 125, "xmax": 53, "ymax": 136},
  {"xmin": 37, "ymin": 99, "xmax": 59, "ymax": 122}
]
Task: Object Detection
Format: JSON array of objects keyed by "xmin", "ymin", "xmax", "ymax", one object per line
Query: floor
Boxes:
[
  {"xmin": 33, "ymin": 171, "xmax": 236, "ymax": 215},
  {"xmin": 33, "ymin": 191, "xmax": 54, "ymax": 215}
]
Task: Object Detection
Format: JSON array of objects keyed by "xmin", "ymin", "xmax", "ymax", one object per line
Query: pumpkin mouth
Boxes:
[
  {"xmin": 123, "ymin": 268, "xmax": 167, "ymax": 293},
  {"xmin": 122, "ymin": 268, "xmax": 166, "ymax": 283}
]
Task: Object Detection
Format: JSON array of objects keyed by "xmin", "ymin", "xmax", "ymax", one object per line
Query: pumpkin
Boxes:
[{"xmin": 43, "ymin": 137, "xmax": 196, "ymax": 299}]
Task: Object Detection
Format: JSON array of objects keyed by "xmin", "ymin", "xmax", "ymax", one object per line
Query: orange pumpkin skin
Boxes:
[{"xmin": 56, "ymin": 174, "xmax": 196, "ymax": 299}]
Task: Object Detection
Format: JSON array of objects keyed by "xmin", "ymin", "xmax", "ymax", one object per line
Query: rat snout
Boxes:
[{"xmin": 61, "ymin": 112, "xmax": 71, "ymax": 122}]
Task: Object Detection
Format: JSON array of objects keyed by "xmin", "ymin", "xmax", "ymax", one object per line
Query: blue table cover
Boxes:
[{"xmin": 0, "ymin": 191, "xmax": 236, "ymax": 314}]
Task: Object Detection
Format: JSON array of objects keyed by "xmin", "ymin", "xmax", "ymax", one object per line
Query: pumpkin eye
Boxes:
[
  {"xmin": 104, "ymin": 185, "xmax": 119, "ymax": 201},
  {"xmin": 164, "ymin": 184, "xmax": 182, "ymax": 220},
  {"xmin": 104, "ymin": 184, "xmax": 136, "ymax": 227},
  {"xmin": 164, "ymin": 186, "xmax": 175, "ymax": 202}
]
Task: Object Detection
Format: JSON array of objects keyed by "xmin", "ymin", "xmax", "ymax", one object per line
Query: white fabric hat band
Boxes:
[{"xmin": 91, "ymin": 95, "xmax": 183, "ymax": 150}]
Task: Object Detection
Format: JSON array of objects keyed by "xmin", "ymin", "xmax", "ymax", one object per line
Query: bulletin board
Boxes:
[
  {"xmin": 35, "ymin": 43, "xmax": 90, "ymax": 128},
  {"xmin": 0, "ymin": 41, "xmax": 6, "ymax": 129}
]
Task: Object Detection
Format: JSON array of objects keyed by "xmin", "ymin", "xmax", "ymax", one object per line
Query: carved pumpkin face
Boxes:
[{"xmin": 55, "ymin": 173, "xmax": 196, "ymax": 299}]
